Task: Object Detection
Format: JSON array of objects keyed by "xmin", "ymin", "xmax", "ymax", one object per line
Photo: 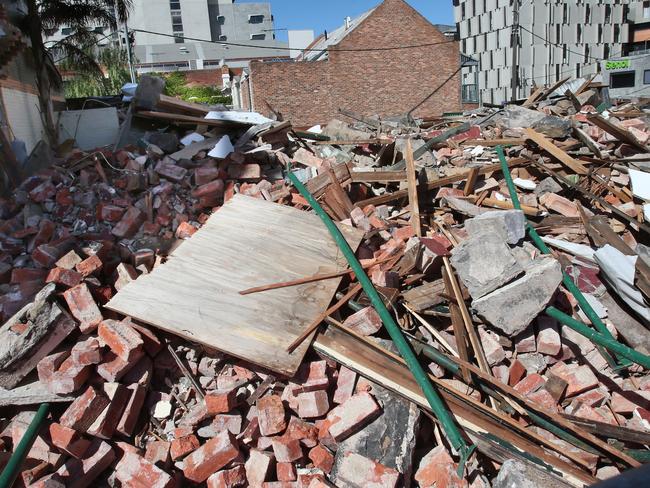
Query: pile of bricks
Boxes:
[{"xmin": 4, "ymin": 75, "xmax": 650, "ymax": 487}]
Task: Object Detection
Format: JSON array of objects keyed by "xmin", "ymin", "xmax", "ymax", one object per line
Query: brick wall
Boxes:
[
  {"xmin": 184, "ymin": 69, "xmax": 221, "ymax": 86},
  {"xmin": 249, "ymin": 0, "xmax": 463, "ymax": 126}
]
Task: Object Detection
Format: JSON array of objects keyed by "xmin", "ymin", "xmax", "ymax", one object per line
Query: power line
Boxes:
[
  {"xmin": 130, "ymin": 28, "xmax": 457, "ymax": 53},
  {"xmin": 52, "ymin": 31, "xmax": 116, "ymax": 64},
  {"xmin": 519, "ymin": 25, "xmax": 604, "ymax": 63}
]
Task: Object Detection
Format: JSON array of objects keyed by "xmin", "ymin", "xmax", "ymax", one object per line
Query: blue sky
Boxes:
[{"xmin": 239, "ymin": 0, "xmax": 455, "ymax": 42}]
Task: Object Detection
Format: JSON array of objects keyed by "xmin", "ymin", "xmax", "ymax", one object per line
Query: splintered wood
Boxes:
[{"xmin": 107, "ymin": 195, "xmax": 363, "ymax": 376}]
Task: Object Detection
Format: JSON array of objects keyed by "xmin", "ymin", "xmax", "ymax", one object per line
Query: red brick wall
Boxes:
[
  {"xmin": 184, "ymin": 69, "xmax": 221, "ymax": 86},
  {"xmin": 249, "ymin": 0, "xmax": 462, "ymax": 126}
]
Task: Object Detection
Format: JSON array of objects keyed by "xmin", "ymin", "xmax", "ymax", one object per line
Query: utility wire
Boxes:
[
  {"xmin": 130, "ymin": 28, "xmax": 457, "ymax": 53},
  {"xmin": 519, "ymin": 25, "xmax": 604, "ymax": 63}
]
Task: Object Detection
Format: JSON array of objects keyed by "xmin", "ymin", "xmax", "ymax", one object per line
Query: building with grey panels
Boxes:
[
  {"xmin": 600, "ymin": 53, "xmax": 650, "ymax": 99},
  {"xmin": 453, "ymin": 0, "xmax": 630, "ymax": 105},
  {"xmin": 130, "ymin": 0, "xmax": 276, "ymax": 46}
]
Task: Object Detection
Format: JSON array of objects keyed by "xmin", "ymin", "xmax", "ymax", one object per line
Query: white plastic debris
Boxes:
[
  {"xmin": 208, "ymin": 135, "xmax": 234, "ymax": 159},
  {"xmin": 204, "ymin": 111, "xmax": 273, "ymax": 125},
  {"xmin": 470, "ymin": 145, "xmax": 485, "ymax": 156},
  {"xmin": 307, "ymin": 124, "xmax": 322, "ymax": 134},
  {"xmin": 513, "ymin": 178, "xmax": 537, "ymax": 191},
  {"xmin": 629, "ymin": 169, "xmax": 650, "ymax": 201},
  {"xmin": 180, "ymin": 132, "xmax": 205, "ymax": 146}
]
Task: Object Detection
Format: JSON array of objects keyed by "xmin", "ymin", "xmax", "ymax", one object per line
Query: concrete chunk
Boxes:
[
  {"xmin": 472, "ymin": 258, "xmax": 563, "ymax": 336},
  {"xmin": 450, "ymin": 231, "xmax": 524, "ymax": 299},
  {"xmin": 464, "ymin": 210, "xmax": 526, "ymax": 245}
]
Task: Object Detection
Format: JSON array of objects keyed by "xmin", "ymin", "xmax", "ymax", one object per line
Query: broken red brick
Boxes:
[
  {"xmin": 55, "ymin": 250, "xmax": 82, "ymax": 270},
  {"xmin": 272, "ymin": 438, "xmax": 303, "ymax": 463},
  {"xmin": 46, "ymin": 267, "xmax": 82, "ymax": 288},
  {"xmin": 205, "ymin": 388, "xmax": 238, "ymax": 415},
  {"xmin": 183, "ymin": 431, "xmax": 240, "ymax": 483},
  {"xmin": 508, "ymin": 359, "xmax": 526, "ymax": 386},
  {"xmin": 277, "ymin": 462, "xmax": 297, "ymax": 482},
  {"xmin": 323, "ymin": 392, "xmax": 380, "ymax": 441},
  {"xmin": 176, "ymin": 221, "xmax": 198, "ymax": 239},
  {"xmin": 337, "ymin": 452, "xmax": 399, "ymax": 488},
  {"xmin": 130, "ymin": 321, "xmax": 163, "ymax": 356},
  {"xmin": 59, "ymin": 386, "xmax": 110, "ymax": 432},
  {"xmin": 170, "ymin": 434, "xmax": 200, "ymax": 460},
  {"xmin": 513, "ymin": 373, "xmax": 546, "ymax": 396},
  {"xmin": 96, "ymin": 349, "xmax": 144, "ymax": 382},
  {"xmin": 192, "ymin": 179, "xmax": 225, "ymax": 199},
  {"xmin": 297, "ymin": 391, "xmax": 329, "ymax": 419},
  {"xmin": 111, "ymin": 206, "xmax": 145, "ymax": 238},
  {"xmin": 75, "ymin": 254, "xmax": 103, "ymax": 277},
  {"xmin": 71, "ymin": 337, "xmax": 102, "ymax": 366},
  {"xmin": 550, "ymin": 362, "xmax": 599, "ymax": 397},
  {"xmin": 244, "ymin": 449, "xmax": 274, "ymax": 486},
  {"xmin": 257, "ymin": 395, "xmax": 287, "ymax": 436},
  {"xmin": 63, "ymin": 283, "xmax": 103, "ymax": 332},
  {"xmin": 333, "ymin": 366, "xmax": 357, "ymax": 405},
  {"xmin": 145, "ymin": 440, "xmax": 170, "ymax": 467},
  {"xmin": 342, "ymin": 306, "xmax": 382, "ymax": 336},
  {"xmin": 114, "ymin": 262, "xmax": 138, "ymax": 291},
  {"xmin": 87, "ymin": 382, "xmax": 130, "ymax": 439},
  {"xmin": 309, "ymin": 444, "xmax": 334, "ymax": 473},
  {"xmin": 98, "ymin": 319, "xmax": 144, "ymax": 362},
  {"xmin": 51, "ymin": 439, "xmax": 115, "ymax": 487},
  {"xmin": 207, "ymin": 465, "xmax": 247, "ymax": 488},
  {"xmin": 115, "ymin": 451, "xmax": 174, "ymax": 488},
  {"xmin": 117, "ymin": 384, "xmax": 147, "ymax": 436},
  {"xmin": 49, "ymin": 423, "xmax": 91, "ymax": 459},
  {"xmin": 414, "ymin": 445, "xmax": 463, "ymax": 488}
]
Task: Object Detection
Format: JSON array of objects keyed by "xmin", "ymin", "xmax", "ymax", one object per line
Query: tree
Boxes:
[
  {"xmin": 62, "ymin": 47, "xmax": 132, "ymax": 98},
  {"xmin": 12, "ymin": 0, "xmax": 132, "ymax": 146}
]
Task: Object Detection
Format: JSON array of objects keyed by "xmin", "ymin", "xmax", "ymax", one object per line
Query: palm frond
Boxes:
[
  {"xmin": 101, "ymin": 0, "xmax": 133, "ymax": 23},
  {"xmin": 50, "ymin": 39, "xmax": 104, "ymax": 77},
  {"xmin": 39, "ymin": 0, "xmax": 116, "ymax": 32}
]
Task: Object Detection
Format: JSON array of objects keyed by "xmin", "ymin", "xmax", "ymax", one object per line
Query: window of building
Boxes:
[
  {"xmin": 93, "ymin": 26, "xmax": 105, "ymax": 34},
  {"xmin": 585, "ymin": 4, "xmax": 591, "ymax": 23},
  {"xmin": 61, "ymin": 27, "xmax": 74, "ymax": 35},
  {"xmin": 170, "ymin": 0, "xmax": 180, "ymax": 11},
  {"xmin": 644, "ymin": 70, "xmax": 650, "ymax": 84},
  {"xmin": 217, "ymin": 15, "xmax": 225, "ymax": 25},
  {"xmin": 598, "ymin": 24, "xmax": 603, "ymax": 43},
  {"xmin": 614, "ymin": 24, "xmax": 620, "ymax": 43},
  {"xmin": 577, "ymin": 24, "xmax": 582, "ymax": 43},
  {"xmin": 645, "ymin": 1, "xmax": 650, "ymax": 19},
  {"xmin": 219, "ymin": 35, "xmax": 227, "ymax": 41},
  {"xmin": 584, "ymin": 45, "xmax": 590, "ymax": 64},
  {"xmin": 604, "ymin": 44, "xmax": 610, "ymax": 60},
  {"xmin": 174, "ymin": 33, "xmax": 184, "ymax": 44},
  {"xmin": 610, "ymin": 71, "xmax": 636, "ymax": 89},
  {"xmin": 249, "ymin": 14, "xmax": 264, "ymax": 24},
  {"xmin": 605, "ymin": 5, "xmax": 612, "ymax": 23},
  {"xmin": 563, "ymin": 4, "xmax": 568, "ymax": 23},
  {"xmin": 250, "ymin": 33, "xmax": 266, "ymax": 40}
]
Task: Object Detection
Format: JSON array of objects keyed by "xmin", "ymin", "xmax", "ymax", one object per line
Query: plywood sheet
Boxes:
[{"xmin": 107, "ymin": 194, "xmax": 363, "ymax": 376}]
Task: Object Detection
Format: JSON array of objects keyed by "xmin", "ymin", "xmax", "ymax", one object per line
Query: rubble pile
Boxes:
[{"xmin": 1, "ymin": 76, "xmax": 650, "ymax": 487}]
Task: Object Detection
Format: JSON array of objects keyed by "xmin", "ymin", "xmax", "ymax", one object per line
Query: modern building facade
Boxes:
[
  {"xmin": 453, "ymin": 0, "xmax": 630, "ymax": 105},
  {"xmin": 130, "ymin": 0, "xmax": 276, "ymax": 46}
]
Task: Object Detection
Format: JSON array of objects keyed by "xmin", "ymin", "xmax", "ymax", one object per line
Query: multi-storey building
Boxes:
[
  {"xmin": 453, "ymin": 0, "xmax": 630, "ymax": 105},
  {"xmin": 130, "ymin": 0, "xmax": 276, "ymax": 45}
]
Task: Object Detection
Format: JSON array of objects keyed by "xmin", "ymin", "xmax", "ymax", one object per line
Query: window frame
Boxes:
[{"xmin": 610, "ymin": 71, "xmax": 636, "ymax": 89}]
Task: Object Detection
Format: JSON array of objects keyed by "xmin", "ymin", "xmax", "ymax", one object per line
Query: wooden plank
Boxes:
[
  {"xmin": 573, "ymin": 126, "xmax": 603, "ymax": 159},
  {"xmin": 355, "ymin": 159, "xmax": 527, "ymax": 208},
  {"xmin": 442, "ymin": 269, "xmax": 472, "ymax": 383},
  {"xmin": 306, "ymin": 163, "xmax": 351, "ymax": 199},
  {"xmin": 314, "ymin": 327, "xmax": 597, "ymax": 485},
  {"xmin": 313, "ymin": 139, "xmax": 391, "ymax": 146},
  {"xmin": 401, "ymin": 280, "xmax": 446, "ymax": 312},
  {"xmin": 350, "ymin": 171, "xmax": 407, "ymax": 183},
  {"xmin": 404, "ymin": 139, "xmax": 422, "ymax": 237},
  {"xmin": 461, "ymin": 138, "xmax": 525, "ymax": 147},
  {"xmin": 135, "ymin": 110, "xmax": 251, "ymax": 128},
  {"xmin": 587, "ymin": 114, "xmax": 650, "ymax": 153},
  {"xmin": 522, "ymin": 86, "xmax": 545, "ymax": 108},
  {"xmin": 327, "ymin": 167, "xmax": 354, "ymax": 217},
  {"xmin": 157, "ymin": 94, "xmax": 210, "ymax": 116},
  {"xmin": 107, "ymin": 195, "xmax": 363, "ymax": 376},
  {"xmin": 524, "ymin": 129, "xmax": 589, "ymax": 175},
  {"xmin": 463, "ymin": 167, "xmax": 479, "ymax": 196}
]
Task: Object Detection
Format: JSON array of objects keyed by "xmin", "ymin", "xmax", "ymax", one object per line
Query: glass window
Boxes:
[
  {"xmin": 251, "ymin": 33, "xmax": 266, "ymax": 40},
  {"xmin": 644, "ymin": 70, "xmax": 650, "ymax": 85},
  {"xmin": 172, "ymin": 24, "xmax": 183, "ymax": 32},
  {"xmin": 611, "ymin": 71, "xmax": 636, "ymax": 89},
  {"xmin": 174, "ymin": 33, "xmax": 184, "ymax": 44},
  {"xmin": 170, "ymin": 0, "xmax": 181, "ymax": 10},
  {"xmin": 249, "ymin": 15, "xmax": 264, "ymax": 24},
  {"xmin": 61, "ymin": 27, "xmax": 74, "ymax": 35},
  {"xmin": 217, "ymin": 15, "xmax": 225, "ymax": 25}
]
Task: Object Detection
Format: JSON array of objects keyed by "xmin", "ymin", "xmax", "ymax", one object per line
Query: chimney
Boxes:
[{"xmin": 345, "ymin": 16, "xmax": 351, "ymax": 29}]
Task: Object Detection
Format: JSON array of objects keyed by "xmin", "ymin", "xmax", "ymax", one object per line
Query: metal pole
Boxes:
[
  {"xmin": 286, "ymin": 168, "xmax": 475, "ymax": 475},
  {"xmin": 0, "ymin": 403, "xmax": 50, "ymax": 488},
  {"xmin": 496, "ymin": 146, "xmax": 630, "ymax": 370},
  {"xmin": 510, "ymin": 0, "xmax": 520, "ymax": 102},
  {"xmin": 124, "ymin": 21, "xmax": 136, "ymax": 83},
  {"xmin": 113, "ymin": 3, "xmax": 135, "ymax": 84},
  {"xmin": 546, "ymin": 307, "xmax": 650, "ymax": 370}
]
